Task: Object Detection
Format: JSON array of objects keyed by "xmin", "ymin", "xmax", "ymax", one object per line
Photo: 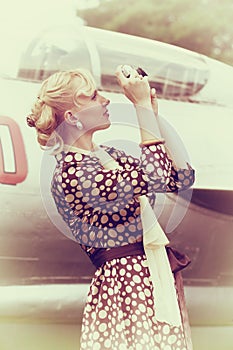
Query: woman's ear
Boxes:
[
  {"xmin": 63, "ymin": 110, "xmax": 84, "ymax": 130},
  {"xmin": 64, "ymin": 110, "xmax": 76, "ymax": 125}
]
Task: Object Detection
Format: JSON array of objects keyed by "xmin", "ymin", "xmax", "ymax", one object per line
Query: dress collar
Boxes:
[{"xmin": 63, "ymin": 144, "xmax": 94, "ymax": 155}]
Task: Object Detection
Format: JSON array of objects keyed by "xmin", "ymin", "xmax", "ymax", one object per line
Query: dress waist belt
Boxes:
[
  {"xmin": 89, "ymin": 242, "xmax": 191, "ymax": 273},
  {"xmin": 90, "ymin": 242, "xmax": 145, "ymax": 269}
]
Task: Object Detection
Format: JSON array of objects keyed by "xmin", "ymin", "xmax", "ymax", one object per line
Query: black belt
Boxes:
[
  {"xmin": 90, "ymin": 241, "xmax": 145, "ymax": 269},
  {"xmin": 89, "ymin": 242, "xmax": 191, "ymax": 273}
]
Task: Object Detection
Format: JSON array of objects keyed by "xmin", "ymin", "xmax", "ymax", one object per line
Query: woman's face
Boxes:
[{"xmin": 74, "ymin": 90, "xmax": 111, "ymax": 133}]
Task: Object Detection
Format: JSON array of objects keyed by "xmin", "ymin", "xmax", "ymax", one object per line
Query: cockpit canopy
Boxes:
[{"xmin": 17, "ymin": 25, "xmax": 209, "ymax": 100}]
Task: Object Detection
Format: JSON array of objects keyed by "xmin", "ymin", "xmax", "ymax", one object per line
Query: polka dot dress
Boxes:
[
  {"xmin": 51, "ymin": 144, "xmax": 195, "ymax": 349},
  {"xmin": 81, "ymin": 255, "xmax": 189, "ymax": 350},
  {"xmin": 51, "ymin": 144, "xmax": 195, "ymax": 249}
]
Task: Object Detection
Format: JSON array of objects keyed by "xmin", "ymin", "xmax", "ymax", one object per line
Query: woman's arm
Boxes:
[
  {"xmin": 115, "ymin": 66, "xmax": 194, "ymax": 174},
  {"xmin": 115, "ymin": 66, "xmax": 163, "ymax": 144},
  {"xmin": 150, "ymin": 88, "xmax": 190, "ymax": 169}
]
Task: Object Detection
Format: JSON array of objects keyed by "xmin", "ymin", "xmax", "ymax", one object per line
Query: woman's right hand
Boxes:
[{"xmin": 115, "ymin": 65, "xmax": 152, "ymax": 108}]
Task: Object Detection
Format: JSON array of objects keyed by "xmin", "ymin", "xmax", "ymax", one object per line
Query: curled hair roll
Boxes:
[
  {"xmin": 29, "ymin": 94, "xmax": 63, "ymax": 151},
  {"xmin": 26, "ymin": 114, "xmax": 37, "ymax": 128}
]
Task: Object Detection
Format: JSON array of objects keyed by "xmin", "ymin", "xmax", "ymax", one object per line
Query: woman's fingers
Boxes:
[
  {"xmin": 150, "ymin": 88, "xmax": 158, "ymax": 116},
  {"xmin": 115, "ymin": 65, "xmax": 144, "ymax": 84},
  {"xmin": 151, "ymin": 88, "xmax": 157, "ymax": 96},
  {"xmin": 116, "ymin": 65, "xmax": 148, "ymax": 85},
  {"xmin": 115, "ymin": 65, "xmax": 151, "ymax": 105}
]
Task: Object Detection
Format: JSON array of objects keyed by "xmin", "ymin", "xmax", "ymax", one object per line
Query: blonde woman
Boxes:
[{"xmin": 27, "ymin": 66, "xmax": 195, "ymax": 350}]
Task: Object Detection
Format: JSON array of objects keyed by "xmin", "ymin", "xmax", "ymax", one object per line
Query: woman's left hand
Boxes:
[{"xmin": 115, "ymin": 65, "xmax": 152, "ymax": 108}]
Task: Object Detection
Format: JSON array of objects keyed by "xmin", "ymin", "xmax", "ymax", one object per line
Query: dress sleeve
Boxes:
[
  {"xmin": 54, "ymin": 145, "xmax": 195, "ymax": 247},
  {"xmin": 165, "ymin": 162, "xmax": 195, "ymax": 192},
  {"xmin": 140, "ymin": 143, "xmax": 195, "ymax": 193},
  {"xmin": 61, "ymin": 143, "xmax": 195, "ymax": 213}
]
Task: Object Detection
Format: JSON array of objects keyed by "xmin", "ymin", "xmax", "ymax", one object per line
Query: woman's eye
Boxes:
[{"xmin": 91, "ymin": 91, "xmax": 97, "ymax": 100}]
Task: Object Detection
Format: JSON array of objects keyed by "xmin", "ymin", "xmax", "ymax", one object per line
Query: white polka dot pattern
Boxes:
[
  {"xmin": 80, "ymin": 255, "xmax": 189, "ymax": 349},
  {"xmin": 51, "ymin": 145, "xmax": 195, "ymax": 249}
]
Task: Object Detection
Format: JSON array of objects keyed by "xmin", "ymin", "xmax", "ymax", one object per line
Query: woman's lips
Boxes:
[{"xmin": 103, "ymin": 109, "xmax": 109, "ymax": 118}]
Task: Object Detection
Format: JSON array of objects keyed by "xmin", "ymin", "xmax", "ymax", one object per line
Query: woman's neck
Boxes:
[
  {"xmin": 62, "ymin": 127, "xmax": 94, "ymax": 151},
  {"xmin": 72, "ymin": 135, "xmax": 94, "ymax": 151}
]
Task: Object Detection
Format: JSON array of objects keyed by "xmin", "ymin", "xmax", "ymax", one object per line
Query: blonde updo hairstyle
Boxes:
[{"xmin": 28, "ymin": 68, "xmax": 96, "ymax": 152}]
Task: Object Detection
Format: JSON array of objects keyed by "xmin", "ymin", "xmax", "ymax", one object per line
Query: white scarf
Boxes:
[{"xmin": 93, "ymin": 145, "xmax": 182, "ymax": 326}]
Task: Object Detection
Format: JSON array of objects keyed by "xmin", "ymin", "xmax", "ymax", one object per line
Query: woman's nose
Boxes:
[
  {"xmin": 100, "ymin": 95, "xmax": 110, "ymax": 106},
  {"xmin": 104, "ymin": 98, "xmax": 110, "ymax": 106}
]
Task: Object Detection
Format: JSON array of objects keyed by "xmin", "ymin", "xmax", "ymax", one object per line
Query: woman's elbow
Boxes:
[{"xmin": 176, "ymin": 170, "xmax": 195, "ymax": 192}]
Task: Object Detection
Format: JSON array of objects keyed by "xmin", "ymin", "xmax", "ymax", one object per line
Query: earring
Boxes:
[{"xmin": 76, "ymin": 120, "xmax": 83, "ymax": 130}]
